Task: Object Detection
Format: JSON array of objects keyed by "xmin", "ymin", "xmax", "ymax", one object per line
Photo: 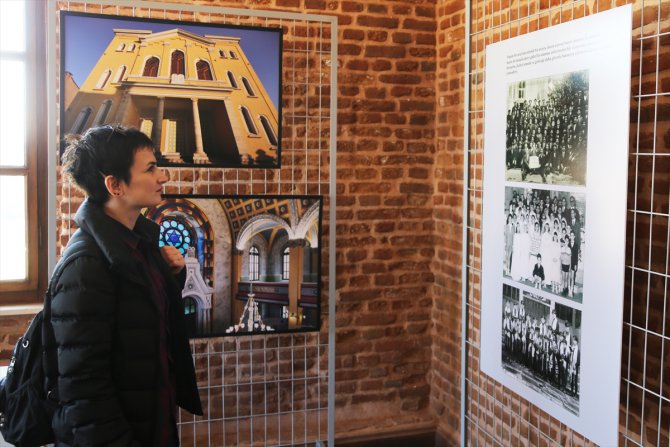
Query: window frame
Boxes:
[
  {"xmin": 249, "ymin": 245, "xmax": 260, "ymax": 281},
  {"xmin": 0, "ymin": 0, "xmax": 48, "ymax": 304},
  {"xmin": 282, "ymin": 247, "xmax": 290, "ymax": 280}
]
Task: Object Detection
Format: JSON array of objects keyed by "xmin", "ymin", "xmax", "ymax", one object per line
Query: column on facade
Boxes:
[
  {"xmin": 231, "ymin": 248, "xmax": 244, "ymax": 322},
  {"xmin": 222, "ymin": 97, "xmax": 246, "ymax": 163},
  {"xmin": 191, "ymin": 98, "xmax": 210, "ymax": 164},
  {"xmin": 152, "ymin": 97, "xmax": 164, "ymax": 149},
  {"xmin": 287, "ymin": 239, "xmax": 306, "ymax": 328}
]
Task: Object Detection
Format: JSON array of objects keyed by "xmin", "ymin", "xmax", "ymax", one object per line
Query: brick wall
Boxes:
[
  {"xmin": 0, "ymin": 0, "xmax": 444, "ymax": 443},
  {"xmin": 432, "ymin": 1, "xmax": 466, "ymax": 445}
]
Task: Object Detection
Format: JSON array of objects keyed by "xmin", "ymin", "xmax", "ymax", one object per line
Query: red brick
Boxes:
[
  {"xmin": 341, "ymin": 1, "xmax": 364, "ymax": 12},
  {"xmin": 393, "ymin": 32, "xmax": 413, "ymax": 44},
  {"xmin": 343, "ymin": 29, "xmax": 365, "ymax": 40},
  {"xmin": 365, "ymin": 45, "xmax": 405, "ymax": 58},
  {"xmin": 357, "ymin": 15, "xmax": 399, "ymax": 29},
  {"xmin": 367, "ymin": 30, "xmax": 388, "ymax": 42}
]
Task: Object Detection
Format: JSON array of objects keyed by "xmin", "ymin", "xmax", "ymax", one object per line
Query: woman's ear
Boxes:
[{"xmin": 104, "ymin": 175, "xmax": 123, "ymax": 197}]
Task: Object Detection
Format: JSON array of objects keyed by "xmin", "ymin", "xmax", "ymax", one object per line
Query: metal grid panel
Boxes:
[
  {"xmin": 50, "ymin": 1, "xmax": 336, "ymax": 446},
  {"xmin": 463, "ymin": 0, "xmax": 670, "ymax": 445}
]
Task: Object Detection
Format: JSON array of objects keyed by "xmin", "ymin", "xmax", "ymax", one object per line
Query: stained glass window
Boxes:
[
  {"xmin": 183, "ymin": 296, "xmax": 196, "ymax": 315},
  {"xmin": 158, "ymin": 217, "xmax": 194, "ymax": 255}
]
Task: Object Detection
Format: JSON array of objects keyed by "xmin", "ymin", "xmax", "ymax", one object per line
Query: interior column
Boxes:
[{"xmin": 287, "ymin": 239, "xmax": 306, "ymax": 328}]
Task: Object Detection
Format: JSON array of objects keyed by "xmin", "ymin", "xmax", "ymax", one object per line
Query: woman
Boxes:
[
  {"xmin": 51, "ymin": 125, "xmax": 202, "ymax": 446},
  {"xmin": 504, "ymin": 213, "xmax": 515, "ymax": 275}
]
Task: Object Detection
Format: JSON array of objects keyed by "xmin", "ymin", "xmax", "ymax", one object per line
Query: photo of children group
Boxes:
[
  {"xmin": 503, "ymin": 187, "xmax": 585, "ymax": 303},
  {"xmin": 501, "ymin": 284, "xmax": 581, "ymax": 415},
  {"xmin": 505, "ymin": 70, "xmax": 589, "ymax": 186}
]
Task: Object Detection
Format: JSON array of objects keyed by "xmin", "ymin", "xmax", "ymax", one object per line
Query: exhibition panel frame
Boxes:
[
  {"xmin": 463, "ymin": 0, "xmax": 669, "ymax": 446},
  {"xmin": 47, "ymin": 1, "xmax": 337, "ymax": 446}
]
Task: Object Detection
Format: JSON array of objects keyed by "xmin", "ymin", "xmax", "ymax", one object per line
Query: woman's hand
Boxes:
[{"xmin": 160, "ymin": 245, "xmax": 185, "ymax": 274}]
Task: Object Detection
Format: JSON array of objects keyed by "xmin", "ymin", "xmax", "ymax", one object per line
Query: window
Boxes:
[
  {"xmin": 230, "ymin": 50, "xmax": 237, "ymax": 59},
  {"xmin": 282, "ymin": 247, "xmax": 290, "ymax": 280},
  {"xmin": 227, "ymin": 71, "xmax": 238, "ymax": 88},
  {"xmin": 159, "ymin": 217, "xmax": 195, "ymax": 255},
  {"xmin": 518, "ymin": 81, "xmax": 526, "ymax": 100},
  {"xmin": 171, "ymin": 50, "xmax": 185, "ymax": 76},
  {"xmin": 219, "ymin": 49, "xmax": 227, "ymax": 58},
  {"xmin": 240, "ymin": 107, "xmax": 258, "ymax": 135},
  {"xmin": 116, "ymin": 42, "xmax": 125, "ymax": 51},
  {"xmin": 183, "ymin": 297, "xmax": 197, "ymax": 315},
  {"xmin": 196, "ymin": 60, "xmax": 213, "ymax": 80},
  {"xmin": 94, "ymin": 69, "xmax": 112, "ymax": 89},
  {"xmin": 113, "ymin": 65, "xmax": 126, "ymax": 83},
  {"xmin": 249, "ymin": 246, "xmax": 259, "ymax": 281},
  {"xmin": 241, "ymin": 77, "xmax": 255, "ymax": 96},
  {"xmin": 0, "ymin": 0, "xmax": 47, "ymax": 303},
  {"xmin": 143, "ymin": 57, "xmax": 159, "ymax": 77},
  {"xmin": 92, "ymin": 100, "xmax": 112, "ymax": 127},
  {"xmin": 126, "ymin": 43, "xmax": 135, "ymax": 52},
  {"xmin": 260, "ymin": 115, "xmax": 278, "ymax": 146},
  {"xmin": 69, "ymin": 106, "xmax": 92, "ymax": 134}
]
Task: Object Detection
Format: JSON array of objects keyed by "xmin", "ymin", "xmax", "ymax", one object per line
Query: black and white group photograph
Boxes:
[
  {"xmin": 501, "ymin": 285, "xmax": 582, "ymax": 416},
  {"xmin": 506, "ymin": 70, "xmax": 589, "ymax": 186},
  {"xmin": 503, "ymin": 187, "xmax": 585, "ymax": 303}
]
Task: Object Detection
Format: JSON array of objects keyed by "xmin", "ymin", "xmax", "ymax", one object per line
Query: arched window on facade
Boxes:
[
  {"xmin": 92, "ymin": 99, "xmax": 112, "ymax": 127},
  {"xmin": 143, "ymin": 57, "xmax": 159, "ymax": 77},
  {"xmin": 196, "ymin": 60, "xmax": 213, "ymax": 80},
  {"xmin": 249, "ymin": 246, "xmax": 260, "ymax": 281},
  {"xmin": 126, "ymin": 43, "xmax": 135, "ymax": 52},
  {"xmin": 230, "ymin": 50, "xmax": 237, "ymax": 59},
  {"xmin": 219, "ymin": 49, "xmax": 227, "ymax": 58},
  {"xmin": 227, "ymin": 71, "xmax": 238, "ymax": 88},
  {"xmin": 69, "ymin": 106, "xmax": 92, "ymax": 134},
  {"xmin": 95, "ymin": 69, "xmax": 112, "ymax": 89},
  {"xmin": 171, "ymin": 50, "xmax": 185, "ymax": 76},
  {"xmin": 113, "ymin": 65, "xmax": 126, "ymax": 83},
  {"xmin": 242, "ymin": 77, "xmax": 256, "ymax": 96},
  {"xmin": 260, "ymin": 115, "xmax": 278, "ymax": 146},
  {"xmin": 116, "ymin": 43, "xmax": 125, "ymax": 51},
  {"xmin": 282, "ymin": 247, "xmax": 290, "ymax": 280},
  {"xmin": 240, "ymin": 107, "xmax": 258, "ymax": 135}
]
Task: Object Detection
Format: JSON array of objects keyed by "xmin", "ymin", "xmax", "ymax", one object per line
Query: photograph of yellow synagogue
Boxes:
[{"xmin": 61, "ymin": 12, "xmax": 281, "ymax": 168}]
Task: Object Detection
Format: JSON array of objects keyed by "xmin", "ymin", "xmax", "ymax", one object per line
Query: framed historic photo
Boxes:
[
  {"xmin": 143, "ymin": 195, "xmax": 322, "ymax": 338},
  {"xmin": 60, "ymin": 11, "xmax": 282, "ymax": 168}
]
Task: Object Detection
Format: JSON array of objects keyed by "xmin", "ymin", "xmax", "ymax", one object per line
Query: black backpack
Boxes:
[{"xmin": 0, "ymin": 241, "xmax": 87, "ymax": 447}]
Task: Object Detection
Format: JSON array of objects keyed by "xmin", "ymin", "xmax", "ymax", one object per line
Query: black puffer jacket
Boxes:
[{"xmin": 50, "ymin": 199, "xmax": 202, "ymax": 446}]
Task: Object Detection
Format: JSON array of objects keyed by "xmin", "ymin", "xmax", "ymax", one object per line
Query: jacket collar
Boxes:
[{"xmin": 74, "ymin": 198, "xmax": 159, "ymax": 270}]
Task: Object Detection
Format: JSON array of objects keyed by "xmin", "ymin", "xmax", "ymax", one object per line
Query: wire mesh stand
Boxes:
[{"xmin": 225, "ymin": 291, "xmax": 274, "ymax": 334}]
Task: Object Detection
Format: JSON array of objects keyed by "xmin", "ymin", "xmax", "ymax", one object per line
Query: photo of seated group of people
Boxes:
[
  {"xmin": 505, "ymin": 70, "xmax": 589, "ymax": 186},
  {"xmin": 503, "ymin": 187, "xmax": 585, "ymax": 303},
  {"xmin": 501, "ymin": 285, "xmax": 581, "ymax": 415}
]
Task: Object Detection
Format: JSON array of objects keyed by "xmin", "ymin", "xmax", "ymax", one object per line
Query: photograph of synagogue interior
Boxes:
[{"xmin": 0, "ymin": 1, "xmax": 667, "ymax": 446}]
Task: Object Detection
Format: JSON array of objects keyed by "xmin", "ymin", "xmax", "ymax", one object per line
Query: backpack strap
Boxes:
[{"xmin": 42, "ymin": 236, "xmax": 106, "ymax": 402}]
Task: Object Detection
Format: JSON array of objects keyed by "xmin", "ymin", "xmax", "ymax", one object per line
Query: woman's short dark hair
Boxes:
[{"xmin": 62, "ymin": 125, "xmax": 155, "ymax": 204}]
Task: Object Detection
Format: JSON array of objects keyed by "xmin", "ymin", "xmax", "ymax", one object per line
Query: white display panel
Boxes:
[{"xmin": 480, "ymin": 6, "xmax": 632, "ymax": 446}]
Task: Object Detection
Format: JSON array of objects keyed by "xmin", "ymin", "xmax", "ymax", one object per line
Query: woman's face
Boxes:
[{"xmin": 117, "ymin": 147, "xmax": 167, "ymax": 209}]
